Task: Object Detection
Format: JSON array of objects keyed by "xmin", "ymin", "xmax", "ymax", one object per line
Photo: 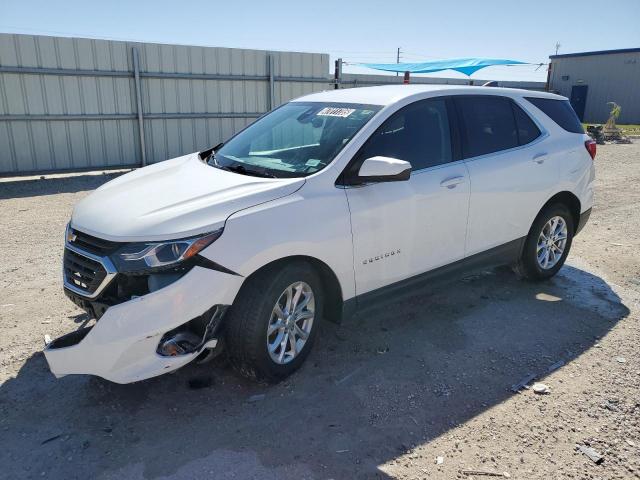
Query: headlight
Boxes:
[{"xmin": 112, "ymin": 229, "xmax": 223, "ymax": 273}]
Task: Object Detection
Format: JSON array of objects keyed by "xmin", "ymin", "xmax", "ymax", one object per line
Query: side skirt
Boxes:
[{"xmin": 341, "ymin": 237, "xmax": 525, "ymax": 321}]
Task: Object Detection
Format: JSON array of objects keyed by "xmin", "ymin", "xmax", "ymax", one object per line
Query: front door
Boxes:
[
  {"xmin": 344, "ymin": 98, "xmax": 470, "ymax": 296},
  {"xmin": 570, "ymin": 85, "xmax": 588, "ymax": 121}
]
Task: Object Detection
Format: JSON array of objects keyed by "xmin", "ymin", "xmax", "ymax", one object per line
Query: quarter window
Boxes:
[
  {"xmin": 525, "ymin": 97, "xmax": 584, "ymax": 134},
  {"xmin": 355, "ymin": 98, "xmax": 453, "ymax": 171}
]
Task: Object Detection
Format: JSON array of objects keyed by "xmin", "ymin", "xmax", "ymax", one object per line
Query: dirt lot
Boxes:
[{"xmin": 1, "ymin": 144, "xmax": 639, "ymax": 479}]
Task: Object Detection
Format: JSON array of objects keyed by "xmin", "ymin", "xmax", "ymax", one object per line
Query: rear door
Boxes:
[
  {"xmin": 344, "ymin": 97, "xmax": 470, "ymax": 296},
  {"xmin": 457, "ymin": 95, "xmax": 556, "ymax": 256}
]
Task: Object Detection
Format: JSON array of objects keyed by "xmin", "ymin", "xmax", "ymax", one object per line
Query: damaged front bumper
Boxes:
[{"xmin": 44, "ymin": 266, "xmax": 243, "ymax": 384}]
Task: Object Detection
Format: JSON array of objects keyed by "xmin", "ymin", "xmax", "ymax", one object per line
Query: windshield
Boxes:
[{"xmin": 210, "ymin": 102, "xmax": 381, "ymax": 178}]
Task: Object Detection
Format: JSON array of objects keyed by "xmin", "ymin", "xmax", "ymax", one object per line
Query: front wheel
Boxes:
[
  {"xmin": 514, "ymin": 203, "xmax": 575, "ymax": 281},
  {"xmin": 224, "ymin": 261, "xmax": 323, "ymax": 382}
]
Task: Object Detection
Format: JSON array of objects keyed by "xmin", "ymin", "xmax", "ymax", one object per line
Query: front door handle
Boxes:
[
  {"xmin": 440, "ymin": 176, "xmax": 465, "ymax": 189},
  {"xmin": 532, "ymin": 152, "xmax": 548, "ymax": 164}
]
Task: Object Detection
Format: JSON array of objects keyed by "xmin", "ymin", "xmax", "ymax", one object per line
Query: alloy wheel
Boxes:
[
  {"xmin": 267, "ymin": 281, "xmax": 315, "ymax": 364},
  {"xmin": 536, "ymin": 215, "xmax": 568, "ymax": 269}
]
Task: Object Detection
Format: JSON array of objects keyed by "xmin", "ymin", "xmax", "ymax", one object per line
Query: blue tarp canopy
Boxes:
[{"xmin": 361, "ymin": 57, "xmax": 528, "ymax": 76}]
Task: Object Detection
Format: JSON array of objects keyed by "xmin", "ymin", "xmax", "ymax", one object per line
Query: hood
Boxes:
[{"xmin": 71, "ymin": 153, "xmax": 304, "ymax": 241}]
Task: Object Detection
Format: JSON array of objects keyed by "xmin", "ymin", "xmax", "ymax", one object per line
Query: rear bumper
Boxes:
[
  {"xmin": 43, "ymin": 266, "xmax": 243, "ymax": 384},
  {"xmin": 575, "ymin": 207, "xmax": 592, "ymax": 236}
]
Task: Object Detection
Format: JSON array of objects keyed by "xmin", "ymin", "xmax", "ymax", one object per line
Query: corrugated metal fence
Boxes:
[
  {"xmin": 0, "ymin": 34, "xmax": 546, "ymax": 175},
  {"xmin": 0, "ymin": 33, "xmax": 328, "ymax": 174}
]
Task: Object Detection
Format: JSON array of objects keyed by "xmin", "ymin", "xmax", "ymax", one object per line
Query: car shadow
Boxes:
[
  {"xmin": 0, "ymin": 264, "xmax": 630, "ymax": 479},
  {"xmin": 0, "ymin": 171, "xmax": 129, "ymax": 200}
]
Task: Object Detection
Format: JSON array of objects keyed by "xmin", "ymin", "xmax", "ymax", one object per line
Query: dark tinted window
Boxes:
[
  {"xmin": 512, "ymin": 102, "xmax": 541, "ymax": 145},
  {"xmin": 525, "ymin": 97, "xmax": 584, "ymax": 134},
  {"xmin": 456, "ymin": 96, "xmax": 518, "ymax": 158},
  {"xmin": 356, "ymin": 98, "xmax": 452, "ymax": 171}
]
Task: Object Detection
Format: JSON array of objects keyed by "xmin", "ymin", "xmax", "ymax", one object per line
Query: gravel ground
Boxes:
[{"xmin": 0, "ymin": 144, "xmax": 639, "ymax": 479}]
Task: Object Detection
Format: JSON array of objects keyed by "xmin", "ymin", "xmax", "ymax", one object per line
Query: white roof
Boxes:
[{"xmin": 293, "ymin": 84, "xmax": 565, "ymax": 106}]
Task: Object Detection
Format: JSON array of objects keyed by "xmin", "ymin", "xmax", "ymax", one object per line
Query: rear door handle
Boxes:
[
  {"xmin": 440, "ymin": 176, "xmax": 465, "ymax": 189},
  {"xmin": 532, "ymin": 152, "xmax": 548, "ymax": 164}
]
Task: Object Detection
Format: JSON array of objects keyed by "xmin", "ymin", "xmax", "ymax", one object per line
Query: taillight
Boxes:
[{"xmin": 585, "ymin": 139, "xmax": 596, "ymax": 160}]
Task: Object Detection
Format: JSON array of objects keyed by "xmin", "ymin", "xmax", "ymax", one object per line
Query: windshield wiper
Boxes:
[
  {"xmin": 199, "ymin": 142, "xmax": 224, "ymax": 163},
  {"xmin": 221, "ymin": 164, "xmax": 277, "ymax": 178}
]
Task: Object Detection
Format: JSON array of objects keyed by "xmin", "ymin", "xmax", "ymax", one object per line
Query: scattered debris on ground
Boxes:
[
  {"xmin": 576, "ymin": 444, "xmax": 604, "ymax": 464},
  {"xmin": 547, "ymin": 360, "xmax": 564, "ymax": 373},
  {"xmin": 586, "ymin": 124, "xmax": 634, "ymax": 145},
  {"xmin": 531, "ymin": 382, "xmax": 551, "ymax": 394},
  {"xmin": 40, "ymin": 434, "xmax": 63, "ymax": 445},
  {"xmin": 461, "ymin": 469, "xmax": 511, "ymax": 477},
  {"xmin": 510, "ymin": 373, "xmax": 536, "ymax": 392}
]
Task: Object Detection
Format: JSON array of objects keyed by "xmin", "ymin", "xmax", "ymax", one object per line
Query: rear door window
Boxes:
[
  {"xmin": 512, "ymin": 102, "xmax": 541, "ymax": 145},
  {"xmin": 455, "ymin": 96, "xmax": 518, "ymax": 158},
  {"xmin": 524, "ymin": 97, "xmax": 584, "ymax": 134}
]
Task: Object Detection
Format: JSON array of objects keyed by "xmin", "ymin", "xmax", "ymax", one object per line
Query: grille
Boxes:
[
  {"xmin": 69, "ymin": 228, "xmax": 120, "ymax": 256},
  {"xmin": 63, "ymin": 248, "xmax": 108, "ymax": 295}
]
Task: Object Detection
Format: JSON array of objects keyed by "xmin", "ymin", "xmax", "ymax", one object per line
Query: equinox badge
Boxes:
[{"xmin": 362, "ymin": 249, "xmax": 401, "ymax": 265}]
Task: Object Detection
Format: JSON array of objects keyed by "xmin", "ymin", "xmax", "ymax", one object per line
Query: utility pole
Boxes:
[
  {"xmin": 334, "ymin": 58, "xmax": 342, "ymax": 89},
  {"xmin": 555, "ymin": 42, "xmax": 561, "ymax": 55},
  {"xmin": 396, "ymin": 47, "xmax": 401, "ymax": 76}
]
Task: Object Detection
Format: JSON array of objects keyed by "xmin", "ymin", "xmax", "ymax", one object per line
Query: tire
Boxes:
[
  {"xmin": 514, "ymin": 203, "xmax": 575, "ymax": 281},
  {"xmin": 224, "ymin": 260, "xmax": 323, "ymax": 382}
]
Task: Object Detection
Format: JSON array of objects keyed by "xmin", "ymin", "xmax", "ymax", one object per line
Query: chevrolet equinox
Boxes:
[{"xmin": 45, "ymin": 85, "xmax": 595, "ymax": 383}]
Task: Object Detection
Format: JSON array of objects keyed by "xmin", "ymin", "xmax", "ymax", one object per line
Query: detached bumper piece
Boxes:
[
  {"xmin": 47, "ymin": 227, "xmax": 244, "ymax": 383},
  {"xmin": 46, "ymin": 261, "xmax": 244, "ymax": 383},
  {"xmin": 44, "ymin": 303, "xmax": 229, "ymax": 383}
]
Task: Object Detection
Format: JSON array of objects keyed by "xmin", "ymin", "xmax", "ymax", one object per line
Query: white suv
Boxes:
[{"xmin": 45, "ymin": 85, "xmax": 595, "ymax": 384}]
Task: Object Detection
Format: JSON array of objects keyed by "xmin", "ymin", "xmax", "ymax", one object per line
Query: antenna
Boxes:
[
  {"xmin": 396, "ymin": 47, "xmax": 402, "ymax": 76},
  {"xmin": 555, "ymin": 42, "xmax": 561, "ymax": 55}
]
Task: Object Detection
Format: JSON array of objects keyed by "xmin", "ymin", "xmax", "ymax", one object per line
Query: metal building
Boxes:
[{"xmin": 548, "ymin": 48, "xmax": 640, "ymax": 124}]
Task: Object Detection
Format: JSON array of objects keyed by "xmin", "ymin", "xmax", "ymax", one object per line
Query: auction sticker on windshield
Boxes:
[{"xmin": 317, "ymin": 107, "xmax": 355, "ymax": 117}]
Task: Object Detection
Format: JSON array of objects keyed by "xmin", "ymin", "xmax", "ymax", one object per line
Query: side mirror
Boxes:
[{"xmin": 356, "ymin": 156, "xmax": 412, "ymax": 183}]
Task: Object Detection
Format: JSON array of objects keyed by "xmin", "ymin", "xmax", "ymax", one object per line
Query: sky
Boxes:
[{"xmin": 2, "ymin": 0, "xmax": 639, "ymax": 82}]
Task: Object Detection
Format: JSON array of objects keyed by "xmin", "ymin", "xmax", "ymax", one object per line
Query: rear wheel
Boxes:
[
  {"xmin": 225, "ymin": 261, "xmax": 323, "ymax": 382},
  {"xmin": 514, "ymin": 203, "xmax": 574, "ymax": 281}
]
